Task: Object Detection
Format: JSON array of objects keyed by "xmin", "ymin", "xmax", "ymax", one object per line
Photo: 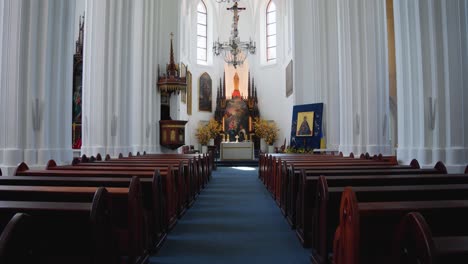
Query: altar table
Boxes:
[{"xmin": 220, "ymin": 142, "xmax": 254, "ymax": 160}]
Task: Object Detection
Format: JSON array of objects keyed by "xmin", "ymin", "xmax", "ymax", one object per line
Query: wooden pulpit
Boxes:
[{"xmin": 159, "ymin": 120, "xmax": 188, "ymax": 150}]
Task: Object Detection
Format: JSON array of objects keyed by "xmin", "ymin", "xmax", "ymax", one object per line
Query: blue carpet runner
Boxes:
[{"xmin": 150, "ymin": 167, "xmax": 310, "ymax": 264}]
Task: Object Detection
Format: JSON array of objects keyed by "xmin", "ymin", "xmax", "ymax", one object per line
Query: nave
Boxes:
[{"xmin": 151, "ymin": 167, "xmax": 310, "ymax": 264}]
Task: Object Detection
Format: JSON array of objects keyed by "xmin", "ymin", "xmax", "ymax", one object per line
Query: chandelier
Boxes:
[
  {"xmin": 213, "ymin": 1, "xmax": 256, "ymax": 68},
  {"xmin": 215, "ymin": 0, "xmax": 239, "ymax": 3}
]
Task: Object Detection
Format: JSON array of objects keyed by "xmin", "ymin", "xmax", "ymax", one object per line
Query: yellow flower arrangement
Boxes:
[
  {"xmin": 265, "ymin": 122, "xmax": 279, "ymax": 145},
  {"xmin": 253, "ymin": 118, "xmax": 279, "ymax": 145},
  {"xmin": 195, "ymin": 119, "xmax": 222, "ymax": 145},
  {"xmin": 206, "ymin": 119, "xmax": 223, "ymax": 139}
]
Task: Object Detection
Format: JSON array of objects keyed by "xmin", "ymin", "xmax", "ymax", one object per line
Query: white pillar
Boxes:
[
  {"xmin": 0, "ymin": 1, "xmax": 26, "ymax": 169},
  {"xmin": 81, "ymin": 0, "xmax": 108, "ymax": 157},
  {"xmin": 82, "ymin": 0, "xmax": 135, "ymax": 157},
  {"xmin": 130, "ymin": 0, "xmax": 144, "ymax": 154},
  {"xmin": 337, "ymin": 0, "xmax": 391, "ymax": 156},
  {"xmin": 82, "ymin": 0, "xmax": 167, "ymax": 157},
  {"xmin": 394, "ymin": 0, "xmax": 468, "ymax": 171},
  {"xmin": 0, "ymin": 0, "xmax": 75, "ymax": 174},
  {"xmin": 293, "ymin": 0, "xmax": 340, "ymax": 151}
]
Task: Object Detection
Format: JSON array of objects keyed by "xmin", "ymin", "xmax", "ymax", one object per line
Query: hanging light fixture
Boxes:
[
  {"xmin": 213, "ymin": 1, "xmax": 256, "ymax": 68},
  {"xmin": 215, "ymin": 0, "xmax": 238, "ymax": 3}
]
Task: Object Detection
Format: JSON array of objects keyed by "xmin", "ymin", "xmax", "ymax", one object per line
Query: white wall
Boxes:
[{"xmin": 0, "ymin": 0, "xmax": 76, "ymax": 174}]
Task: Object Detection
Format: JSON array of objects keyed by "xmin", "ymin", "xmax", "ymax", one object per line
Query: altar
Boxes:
[{"xmin": 220, "ymin": 141, "xmax": 254, "ymax": 160}]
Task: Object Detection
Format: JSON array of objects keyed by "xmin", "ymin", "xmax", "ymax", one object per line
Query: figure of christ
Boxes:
[{"xmin": 231, "ymin": 72, "xmax": 241, "ymax": 98}]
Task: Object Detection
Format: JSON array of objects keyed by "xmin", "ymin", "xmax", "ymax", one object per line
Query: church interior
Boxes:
[{"xmin": 0, "ymin": 0, "xmax": 467, "ymax": 263}]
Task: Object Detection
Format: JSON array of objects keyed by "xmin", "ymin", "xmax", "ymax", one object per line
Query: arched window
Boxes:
[
  {"xmin": 197, "ymin": 1, "xmax": 207, "ymax": 63},
  {"xmin": 266, "ymin": 0, "xmax": 277, "ymax": 62}
]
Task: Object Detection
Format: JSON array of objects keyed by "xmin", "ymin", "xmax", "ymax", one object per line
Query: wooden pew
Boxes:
[
  {"xmin": 272, "ymin": 160, "xmax": 406, "ymax": 206},
  {"xmin": 267, "ymin": 158, "xmax": 400, "ymax": 204},
  {"xmin": 15, "ymin": 162, "xmax": 180, "ymax": 232},
  {"xmin": 0, "ymin": 213, "xmax": 33, "ymax": 263},
  {"xmin": 264, "ymin": 156, "xmax": 402, "ymax": 211},
  {"xmin": 283, "ymin": 160, "xmax": 416, "ymax": 228},
  {"xmin": 0, "ymin": 174, "xmax": 166, "ymax": 251},
  {"xmin": 333, "ymin": 188, "xmax": 468, "ymax": 264},
  {"xmin": 313, "ymin": 175, "xmax": 468, "ymax": 264},
  {"xmin": 294, "ymin": 161, "xmax": 446, "ymax": 247},
  {"xmin": 392, "ymin": 212, "xmax": 468, "ymax": 264},
  {"xmin": 113, "ymin": 153, "xmax": 211, "ymax": 180},
  {"xmin": 0, "ymin": 187, "xmax": 117, "ymax": 263},
  {"xmin": 0, "ymin": 178, "xmax": 146, "ymax": 264},
  {"xmin": 78, "ymin": 156, "xmax": 206, "ymax": 202}
]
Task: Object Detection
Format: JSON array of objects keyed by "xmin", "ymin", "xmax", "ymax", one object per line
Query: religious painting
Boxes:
[
  {"xmin": 286, "ymin": 60, "xmax": 293, "ymax": 97},
  {"xmin": 222, "ymin": 98, "xmax": 249, "ymax": 142},
  {"xmin": 296, "ymin": 111, "xmax": 314, "ymax": 137},
  {"xmin": 290, "ymin": 103, "xmax": 323, "ymax": 150},
  {"xmin": 180, "ymin": 63, "xmax": 187, "ymax": 104},
  {"xmin": 199, "ymin": 72, "xmax": 212, "ymax": 112},
  {"xmin": 187, "ymin": 71, "xmax": 192, "ymax": 115}
]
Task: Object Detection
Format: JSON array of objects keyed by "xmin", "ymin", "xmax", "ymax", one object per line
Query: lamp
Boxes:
[
  {"xmin": 215, "ymin": 0, "xmax": 239, "ymax": 3},
  {"xmin": 213, "ymin": 1, "xmax": 256, "ymax": 68}
]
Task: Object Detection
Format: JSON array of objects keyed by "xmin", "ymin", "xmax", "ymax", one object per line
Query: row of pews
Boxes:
[
  {"xmin": 0, "ymin": 152, "xmax": 211, "ymax": 264},
  {"xmin": 259, "ymin": 153, "xmax": 468, "ymax": 264}
]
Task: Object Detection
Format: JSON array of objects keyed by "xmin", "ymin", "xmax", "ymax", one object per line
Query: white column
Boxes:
[
  {"xmin": 82, "ymin": 0, "xmax": 167, "ymax": 157},
  {"xmin": 0, "ymin": 0, "xmax": 75, "ymax": 173},
  {"xmin": 81, "ymin": 0, "xmax": 108, "ymax": 157},
  {"xmin": 293, "ymin": 0, "xmax": 340, "ymax": 151},
  {"xmin": 82, "ymin": 0, "xmax": 134, "ymax": 157},
  {"xmin": 130, "ymin": 0, "xmax": 144, "ymax": 154},
  {"xmin": 337, "ymin": 0, "xmax": 391, "ymax": 156},
  {"xmin": 394, "ymin": 0, "xmax": 468, "ymax": 171},
  {"xmin": 0, "ymin": 1, "xmax": 26, "ymax": 169}
]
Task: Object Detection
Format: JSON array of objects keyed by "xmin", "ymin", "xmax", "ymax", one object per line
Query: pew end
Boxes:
[
  {"xmin": 118, "ymin": 153, "xmax": 124, "ymax": 159},
  {"xmin": 71, "ymin": 157, "xmax": 80, "ymax": 165},
  {"xmin": 336, "ymin": 187, "xmax": 360, "ymax": 264},
  {"xmin": 314, "ymin": 176, "xmax": 329, "ymax": 263},
  {"xmin": 81, "ymin": 154, "xmax": 89, "ymax": 162},
  {"xmin": 465, "ymin": 165, "xmax": 468, "ymax": 174},
  {"xmin": 349, "ymin": 153, "xmax": 355, "ymax": 158},
  {"xmin": 14, "ymin": 162, "xmax": 29, "ymax": 175},
  {"xmin": 96, "ymin": 153, "xmax": 102, "ymax": 161},
  {"xmin": 409, "ymin": 159, "xmax": 420, "ymax": 169},
  {"xmin": 89, "ymin": 187, "xmax": 120, "ymax": 263},
  {"xmin": 0, "ymin": 213, "xmax": 34, "ymax": 263},
  {"xmin": 45, "ymin": 159, "xmax": 57, "ymax": 169},
  {"xmin": 434, "ymin": 161, "xmax": 447, "ymax": 174},
  {"xmin": 392, "ymin": 212, "xmax": 435, "ymax": 264},
  {"xmin": 331, "ymin": 227, "xmax": 342, "ymax": 264},
  {"xmin": 105, "ymin": 154, "xmax": 111, "ymax": 161},
  {"xmin": 360, "ymin": 153, "xmax": 365, "ymax": 159}
]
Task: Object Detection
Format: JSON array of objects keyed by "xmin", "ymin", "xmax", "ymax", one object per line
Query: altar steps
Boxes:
[{"xmin": 215, "ymin": 160, "xmax": 259, "ymax": 167}]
